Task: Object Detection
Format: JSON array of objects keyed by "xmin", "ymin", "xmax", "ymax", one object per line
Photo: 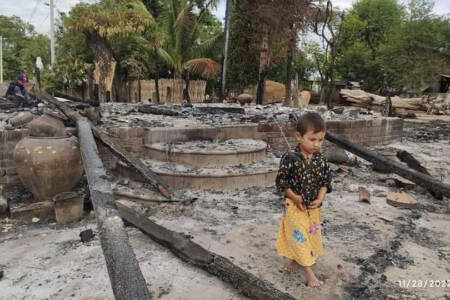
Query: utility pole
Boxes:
[
  {"xmin": 0, "ymin": 36, "xmax": 3, "ymax": 84},
  {"xmin": 220, "ymin": 0, "xmax": 232, "ymax": 101},
  {"xmin": 50, "ymin": 0, "xmax": 56, "ymax": 65}
]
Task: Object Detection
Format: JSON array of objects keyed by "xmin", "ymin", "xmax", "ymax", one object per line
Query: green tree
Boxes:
[
  {"xmin": 350, "ymin": 0, "xmax": 404, "ymax": 60},
  {"xmin": 337, "ymin": 0, "xmax": 404, "ymax": 91},
  {"xmin": 227, "ymin": 0, "xmax": 259, "ymax": 94},
  {"xmin": 312, "ymin": 1, "xmax": 346, "ymax": 107},
  {"xmin": 267, "ymin": 48, "xmax": 315, "ymax": 90},
  {"xmin": 0, "ymin": 15, "xmax": 50, "ymax": 81},
  {"xmin": 378, "ymin": 2, "xmax": 450, "ymax": 92},
  {"xmin": 65, "ymin": 0, "xmax": 153, "ymax": 102},
  {"xmin": 142, "ymin": 0, "xmax": 163, "ymax": 18},
  {"xmin": 337, "ymin": 0, "xmax": 450, "ymax": 93},
  {"xmin": 157, "ymin": 0, "xmax": 222, "ymax": 103},
  {"xmin": 41, "ymin": 12, "xmax": 92, "ymax": 95}
]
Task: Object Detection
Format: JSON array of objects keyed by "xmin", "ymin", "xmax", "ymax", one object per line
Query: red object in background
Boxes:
[{"xmin": 226, "ymin": 97, "xmax": 237, "ymax": 103}]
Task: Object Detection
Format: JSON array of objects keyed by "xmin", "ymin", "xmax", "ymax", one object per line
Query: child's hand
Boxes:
[
  {"xmin": 293, "ymin": 196, "xmax": 306, "ymax": 211},
  {"xmin": 308, "ymin": 199, "xmax": 323, "ymax": 209}
]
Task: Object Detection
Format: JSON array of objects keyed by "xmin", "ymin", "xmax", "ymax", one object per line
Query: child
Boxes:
[{"xmin": 276, "ymin": 112, "xmax": 332, "ymax": 287}]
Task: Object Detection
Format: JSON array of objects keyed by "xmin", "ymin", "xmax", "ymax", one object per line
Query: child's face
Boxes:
[{"xmin": 295, "ymin": 129, "xmax": 326, "ymax": 155}]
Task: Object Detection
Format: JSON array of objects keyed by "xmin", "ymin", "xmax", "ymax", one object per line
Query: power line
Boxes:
[
  {"xmin": 38, "ymin": 13, "xmax": 49, "ymax": 30},
  {"xmin": 29, "ymin": 0, "xmax": 43, "ymax": 24}
]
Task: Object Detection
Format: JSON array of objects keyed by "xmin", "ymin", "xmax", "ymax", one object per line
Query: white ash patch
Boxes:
[
  {"xmin": 150, "ymin": 139, "xmax": 267, "ymax": 154},
  {"xmin": 142, "ymin": 154, "xmax": 279, "ymax": 175}
]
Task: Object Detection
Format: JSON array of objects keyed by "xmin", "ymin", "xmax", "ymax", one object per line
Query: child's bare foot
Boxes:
[
  {"xmin": 284, "ymin": 260, "xmax": 299, "ymax": 273},
  {"xmin": 303, "ymin": 266, "xmax": 324, "ymax": 287}
]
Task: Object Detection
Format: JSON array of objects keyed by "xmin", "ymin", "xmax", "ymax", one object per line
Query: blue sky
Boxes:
[{"xmin": 0, "ymin": 0, "xmax": 449, "ymax": 35}]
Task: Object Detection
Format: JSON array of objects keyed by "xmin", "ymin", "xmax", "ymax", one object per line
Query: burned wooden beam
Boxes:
[
  {"xmin": 196, "ymin": 106, "xmax": 245, "ymax": 114},
  {"xmin": 138, "ymin": 105, "xmax": 182, "ymax": 116},
  {"xmin": 77, "ymin": 121, "xmax": 151, "ymax": 300},
  {"xmin": 326, "ymin": 132, "xmax": 450, "ymax": 199},
  {"xmin": 113, "ymin": 188, "xmax": 196, "ymax": 204},
  {"xmin": 34, "ymin": 89, "xmax": 171, "ymax": 199},
  {"xmin": 396, "ymin": 150, "xmax": 442, "ymax": 199},
  {"xmin": 396, "ymin": 150, "xmax": 431, "ymax": 176},
  {"xmin": 117, "ymin": 199, "xmax": 296, "ymax": 300}
]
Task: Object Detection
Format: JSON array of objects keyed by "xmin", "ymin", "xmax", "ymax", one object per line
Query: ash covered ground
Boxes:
[
  {"xmin": 0, "ymin": 119, "xmax": 449, "ymax": 300},
  {"xmin": 98, "ymin": 102, "xmax": 377, "ymax": 129}
]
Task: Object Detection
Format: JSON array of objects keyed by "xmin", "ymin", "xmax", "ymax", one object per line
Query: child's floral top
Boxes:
[{"xmin": 276, "ymin": 144, "xmax": 332, "ymax": 206}]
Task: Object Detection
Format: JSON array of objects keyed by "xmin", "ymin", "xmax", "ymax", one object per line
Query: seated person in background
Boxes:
[{"xmin": 5, "ymin": 72, "xmax": 32, "ymax": 107}]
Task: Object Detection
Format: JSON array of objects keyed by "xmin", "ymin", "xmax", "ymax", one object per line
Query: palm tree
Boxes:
[{"xmin": 157, "ymin": 0, "xmax": 221, "ymax": 103}]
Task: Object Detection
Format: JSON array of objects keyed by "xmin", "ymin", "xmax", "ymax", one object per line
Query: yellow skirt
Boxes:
[{"xmin": 277, "ymin": 198, "xmax": 323, "ymax": 267}]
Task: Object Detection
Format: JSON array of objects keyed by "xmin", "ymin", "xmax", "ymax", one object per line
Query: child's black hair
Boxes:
[{"xmin": 296, "ymin": 112, "xmax": 326, "ymax": 135}]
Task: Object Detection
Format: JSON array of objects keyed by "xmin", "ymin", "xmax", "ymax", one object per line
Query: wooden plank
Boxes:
[
  {"xmin": 114, "ymin": 188, "xmax": 196, "ymax": 204},
  {"xmin": 396, "ymin": 150, "xmax": 431, "ymax": 176},
  {"xmin": 117, "ymin": 199, "xmax": 296, "ymax": 300}
]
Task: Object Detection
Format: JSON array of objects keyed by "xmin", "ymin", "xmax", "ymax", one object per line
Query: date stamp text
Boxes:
[{"xmin": 398, "ymin": 279, "xmax": 450, "ymax": 288}]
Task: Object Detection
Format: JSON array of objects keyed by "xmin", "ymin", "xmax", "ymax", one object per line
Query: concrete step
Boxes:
[
  {"xmin": 116, "ymin": 155, "xmax": 279, "ymax": 191},
  {"xmin": 144, "ymin": 139, "xmax": 268, "ymax": 167}
]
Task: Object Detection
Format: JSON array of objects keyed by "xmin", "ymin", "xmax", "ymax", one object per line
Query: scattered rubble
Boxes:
[
  {"xmin": 403, "ymin": 119, "xmax": 450, "ymax": 142},
  {"xmin": 98, "ymin": 102, "xmax": 378, "ymax": 131},
  {"xmin": 1, "ymin": 94, "xmax": 449, "ymax": 299}
]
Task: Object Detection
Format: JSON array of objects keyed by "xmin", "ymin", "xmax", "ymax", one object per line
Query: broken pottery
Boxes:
[
  {"xmin": 26, "ymin": 112, "xmax": 67, "ymax": 137},
  {"xmin": 386, "ymin": 192, "xmax": 418, "ymax": 209},
  {"xmin": 13, "ymin": 136, "xmax": 83, "ymax": 202}
]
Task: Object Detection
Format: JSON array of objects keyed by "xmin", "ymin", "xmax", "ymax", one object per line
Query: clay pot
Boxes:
[
  {"xmin": 14, "ymin": 136, "xmax": 83, "ymax": 202},
  {"xmin": 26, "ymin": 112, "xmax": 67, "ymax": 137},
  {"xmin": 237, "ymin": 93, "xmax": 253, "ymax": 106}
]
